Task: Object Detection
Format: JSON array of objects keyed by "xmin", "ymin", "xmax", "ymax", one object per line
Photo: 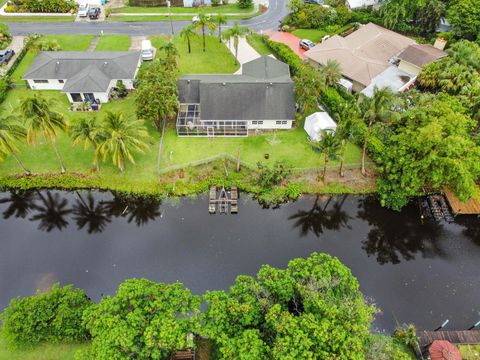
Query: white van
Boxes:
[{"xmin": 141, "ymin": 40, "xmax": 154, "ymax": 61}]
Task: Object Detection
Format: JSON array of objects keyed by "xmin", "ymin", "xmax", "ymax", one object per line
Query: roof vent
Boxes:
[
  {"xmin": 222, "ymin": 82, "xmax": 226, "ymax": 86},
  {"xmin": 104, "ymin": 61, "xmax": 108, "ymax": 66},
  {"xmin": 187, "ymin": 79, "xmax": 191, "ymax": 84},
  {"xmin": 55, "ymin": 61, "xmax": 60, "ymax": 72}
]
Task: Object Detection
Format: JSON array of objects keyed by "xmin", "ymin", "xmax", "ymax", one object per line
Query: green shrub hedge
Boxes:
[{"xmin": 6, "ymin": 0, "xmax": 76, "ymax": 13}]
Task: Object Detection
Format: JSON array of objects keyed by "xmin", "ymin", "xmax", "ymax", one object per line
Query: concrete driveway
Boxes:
[
  {"xmin": 0, "ymin": 36, "xmax": 25, "ymax": 76},
  {"xmin": 268, "ymin": 31, "xmax": 306, "ymax": 59}
]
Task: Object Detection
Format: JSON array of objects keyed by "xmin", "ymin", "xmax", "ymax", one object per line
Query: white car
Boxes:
[{"xmin": 78, "ymin": 4, "xmax": 90, "ymax": 17}]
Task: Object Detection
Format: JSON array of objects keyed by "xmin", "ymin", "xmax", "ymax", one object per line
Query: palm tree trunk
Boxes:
[
  {"xmin": 339, "ymin": 139, "xmax": 346, "ymax": 177},
  {"xmin": 234, "ymin": 36, "xmax": 239, "ymax": 63},
  {"xmin": 6, "ymin": 142, "xmax": 31, "ymax": 175},
  {"xmin": 51, "ymin": 137, "xmax": 66, "ymax": 174},
  {"xmin": 187, "ymin": 36, "xmax": 191, "ymax": 54},
  {"xmin": 218, "ymin": 24, "xmax": 222, "ymax": 42},
  {"xmin": 323, "ymin": 153, "xmax": 328, "ymax": 181},
  {"xmin": 202, "ymin": 25, "xmax": 206, "ymax": 52},
  {"xmin": 361, "ymin": 122, "xmax": 373, "ymax": 176}
]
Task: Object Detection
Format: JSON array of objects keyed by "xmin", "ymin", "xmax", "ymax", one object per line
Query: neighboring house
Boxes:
[
  {"xmin": 345, "ymin": 0, "xmax": 379, "ymax": 10},
  {"xmin": 436, "ymin": 17, "xmax": 451, "ymax": 33},
  {"xmin": 305, "ymin": 23, "xmax": 447, "ymax": 96},
  {"xmin": 23, "ymin": 51, "xmax": 142, "ymax": 104},
  {"xmin": 176, "ymin": 56, "xmax": 296, "ymax": 137},
  {"xmin": 304, "ymin": 112, "xmax": 337, "ymax": 141}
]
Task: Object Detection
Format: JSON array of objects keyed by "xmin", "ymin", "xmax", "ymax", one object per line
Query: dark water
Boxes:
[{"xmin": 1, "ymin": 190, "xmax": 479, "ymax": 333}]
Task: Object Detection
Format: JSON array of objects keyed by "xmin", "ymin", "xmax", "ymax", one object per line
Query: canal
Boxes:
[{"xmin": 0, "ymin": 190, "xmax": 479, "ymax": 332}]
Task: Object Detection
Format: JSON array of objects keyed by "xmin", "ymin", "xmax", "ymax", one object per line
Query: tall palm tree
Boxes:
[
  {"xmin": 215, "ymin": 14, "xmax": 227, "ymax": 43},
  {"xmin": 0, "ymin": 115, "xmax": 31, "ymax": 175},
  {"xmin": 20, "ymin": 95, "xmax": 67, "ymax": 173},
  {"xmin": 97, "ymin": 111, "xmax": 151, "ymax": 173},
  {"xmin": 321, "ymin": 59, "xmax": 342, "ymax": 87},
  {"xmin": 293, "ymin": 65, "xmax": 324, "ymax": 114},
  {"xmin": 223, "ymin": 21, "xmax": 250, "ymax": 63},
  {"xmin": 334, "ymin": 108, "xmax": 361, "ymax": 177},
  {"xmin": 70, "ymin": 117, "xmax": 103, "ymax": 171},
  {"xmin": 358, "ymin": 87, "xmax": 397, "ymax": 176},
  {"xmin": 315, "ymin": 131, "xmax": 340, "ymax": 181},
  {"xmin": 159, "ymin": 40, "xmax": 179, "ymax": 68},
  {"xmin": 180, "ymin": 24, "xmax": 198, "ymax": 54},
  {"xmin": 194, "ymin": 11, "xmax": 217, "ymax": 52}
]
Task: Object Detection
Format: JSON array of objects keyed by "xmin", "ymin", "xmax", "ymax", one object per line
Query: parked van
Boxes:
[{"xmin": 141, "ymin": 40, "xmax": 154, "ymax": 61}]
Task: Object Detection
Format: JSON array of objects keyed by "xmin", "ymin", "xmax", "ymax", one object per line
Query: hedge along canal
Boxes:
[{"xmin": 0, "ymin": 189, "xmax": 479, "ymax": 333}]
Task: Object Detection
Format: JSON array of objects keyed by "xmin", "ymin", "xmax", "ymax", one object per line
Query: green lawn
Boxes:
[
  {"xmin": 0, "ymin": 15, "xmax": 75, "ymax": 22},
  {"xmin": 10, "ymin": 35, "xmax": 94, "ymax": 85},
  {"xmin": 292, "ymin": 29, "xmax": 327, "ymax": 43},
  {"xmin": 151, "ymin": 34, "xmax": 239, "ymax": 74},
  {"xmin": 112, "ymin": 4, "xmax": 253, "ymax": 14},
  {"xmin": 0, "ymin": 335, "xmax": 89, "ymax": 360},
  {"xmin": 459, "ymin": 344, "xmax": 480, "ymax": 359},
  {"xmin": 108, "ymin": 11, "xmax": 259, "ymax": 21},
  {"xmin": 247, "ymin": 33, "xmax": 272, "ymax": 56},
  {"xmin": 95, "ymin": 35, "xmax": 131, "ymax": 51}
]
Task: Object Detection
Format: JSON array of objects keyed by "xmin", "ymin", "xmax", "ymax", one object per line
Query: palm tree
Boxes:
[
  {"xmin": 215, "ymin": 14, "xmax": 227, "ymax": 43},
  {"xmin": 315, "ymin": 131, "xmax": 340, "ymax": 181},
  {"xmin": 223, "ymin": 21, "xmax": 250, "ymax": 63},
  {"xmin": 293, "ymin": 65, "xmax": 324, "ymax": 114},
  {"xmin": 20, "ymin": 95, "xmax": 67, "ymax": 173},
  {"xmin": 194, "ymin": 11, "xmax": 217, "ymax": 52},
  {"xmin": 73, "ymin": 192, "xmax": 111, "ymax": 234},
  {"xmin": 30, "ymin": 191, "xmax": 72, "ymax": 232},
  {"xmin": 321, "ymin": 59, "xmax": 342, "ymax": 87},
  {"xmin": 103, "ymin": 192, "xmax": 162, "ymax": 226},
  {"xmin": 334, "ymin": 108, "xmax": 361, "ymax": 177},
  {"xmin": 159, "ymin": 40, "xmax": 179, "ymax": 68},
  {"xmin": 0, "ymin": 115, "xmax": 31, "ymax": 175},
  {"xmin": 0, "ymin": 190, "xmax": 37, "ymax": 219},
  {"xmin": 180, "ymin": 24, "xmax": 198, "ymax": 54},
  {"xmin": 358, "ymin": 87, "xmax": 397, "ymax": 176},
  {"xmin": 70, "ymin": 117, "xmax": 103, "ymax": 171},
  {"xmin": 97, "ymin": 111, "xmax": 151, "ymax": 173}
]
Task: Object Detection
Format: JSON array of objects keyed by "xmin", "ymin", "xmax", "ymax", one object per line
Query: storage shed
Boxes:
[{"xmin": 304, "ymin": 112, "xmax": 337, "ymax": 141}]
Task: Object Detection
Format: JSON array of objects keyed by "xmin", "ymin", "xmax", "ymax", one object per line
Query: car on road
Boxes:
[
  {"xmin": 88, "ymin": 7, "xmax": 100, "ymax": 19},
  {"xmin": 299, "ymin": 39, "xmax": 316, "ymax": 50},
  {"xmin": 0, "ymin": 49, "xmax": 15, "ymax": 65},
  {"xmin": 78, "ymin": 4, "xmax": 90, "ymax": 17}
]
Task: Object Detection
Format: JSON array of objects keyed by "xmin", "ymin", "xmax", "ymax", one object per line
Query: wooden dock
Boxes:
[
  {"xmin": 208, "ymin": 185, "xmax": 238, "ymax": 214},
  {"xmin": 417, "ymin": 330, "xmax": 480, "ymax": 356},
  {"xmin": 231, "ymin": 186, "xmax": 238, "ymax": 214},
  {"xmin": 209, "ymin": 186, "xmax": 216, "ymax": 214}
]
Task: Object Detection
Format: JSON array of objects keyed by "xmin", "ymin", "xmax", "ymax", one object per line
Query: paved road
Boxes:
[{"xmin": 7, "ymin": 0, "xmax": 288, "ymax": 35}]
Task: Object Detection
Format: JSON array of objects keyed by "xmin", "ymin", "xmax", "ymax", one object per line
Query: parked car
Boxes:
[
  {"xmin": 141, "ymin": 39, "xmax": 155, "ymax": 61},
  {"xmin": 0, "ymin": 49, "xmax": 15, "ymax": 65},
  {"xmin": 78, "ymin": 4, "xmax": 89, "ymax": 17},
  {"xmin": 299, "ymin": 39, "xmax": 316, "ymax": 50},
  {"xmin": 304, "ymin": 0, "xmax": 325, "ymax": 4},
  {"xmin": 88, "ymin": 7, "xmax": 100, "ymax": 19}
]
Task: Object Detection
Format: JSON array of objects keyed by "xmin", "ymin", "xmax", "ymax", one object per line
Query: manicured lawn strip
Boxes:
[
  {"xmin": 247, "ymin": 33, "xmax": 272, "ymax": 56},
  {"xmin": 108, "ymin": 12, "xmax": 258, "ymax": 21},
  {"xmin": 95, "ymin": 35, "xmax": 131, "ymax": 51},
  {"xmin": 459, "ymin": 344, "xmax": 480, "ymax": 359},
  {"xmin": 112, "ymin": 4, "xmax": 253, "ymax": 14},
  {"xmin": 1, "ymin": 16, "xmax": 75, "ymax": 22},
  {"xmin": 151, "ymin": 34, "xmax": 239, "ymax": 74},
  {"xmin": 0, "ymin": 334, "xmax": 90, "ymax": 360},
  {"xmin": 292, "ymin": 29, "xmax": 327, "ymax": 43},
  {"xmin": 10, "ymin": 35, "xmax": 95, "ymax": 85}
]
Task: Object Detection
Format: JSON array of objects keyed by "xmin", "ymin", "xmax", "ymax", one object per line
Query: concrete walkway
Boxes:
[
  {"xmin": 87, "ymin": 36, "xmax": 100, "ymax": 51},
  {"xmin": 225, "ymin": 36, "xmax": 261, "ymax": 74}
]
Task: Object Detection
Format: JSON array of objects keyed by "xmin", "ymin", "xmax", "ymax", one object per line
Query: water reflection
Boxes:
[
  {"xmin": 103, "ymin": 193, "xmax": 162, "ymax": 226},
  {"xmin": 357, "ymin": 197, "xmax": 446, "ymax": 265},
  {"xmin": 30, "ymin": 191, "xmax": 72, "ymax": 232},
  {"xmin": 289, "ymin": 195, "xmax": 352, "ymax": 237},
  {"xmin": 455, "ymin": 215, "xmax": 480, "ymax": 245},
  {"xmin": 73, "ymin": 192, "xmax": 111, "ymax": 234},
  {"xmin": 0, "ymin": 190, "xmax": 36, "ymax": 219}
]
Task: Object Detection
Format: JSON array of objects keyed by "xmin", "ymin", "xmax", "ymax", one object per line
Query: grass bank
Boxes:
[
  {"xmin": 292, "ymin": 29, "xmax": 326, "ymax": 43},
  {"xmin": 246, "ymin": 34, "xmax": 272, "ymax": 56},
  {"xmin": 94, "ymin": 35, "xmax": 131, "ymax": 51}
]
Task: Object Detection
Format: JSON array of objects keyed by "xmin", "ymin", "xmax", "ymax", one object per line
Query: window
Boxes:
[
  {"xmin": 252, "ymin": 121, "xmax": 258, "ymax": 125},
  {"xmin": 33, "ymin": 80, "xmax": 49, "ymax": 84},
  {"xmin": 70, "ymin": 93, "xmax": 82, "ymax": 102},
  {"xmin": 58, "ymin": 80, "xmax": 64, "ymax": 84},
  {"xmin": 258, "ymin": 121, "xmax": 263, "ymax": 125},
  {"xmin": 276, "ymin": 121, "xmax": 282, "ymax": 125},
  {"xmin": 282, "ymin": 121, "xmax": 288, "ymax": 125}
]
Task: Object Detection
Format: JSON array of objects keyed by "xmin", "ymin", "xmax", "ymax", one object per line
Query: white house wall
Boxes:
[
  {"xmin": 248, "ymin": 120, "xmax": 293, "ymax": 130},
  {"xmin": 27, "ymin": 79, "xmax": 65, "ymax": 90}
]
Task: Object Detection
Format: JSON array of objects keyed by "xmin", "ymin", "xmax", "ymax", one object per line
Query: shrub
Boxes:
[
  {"xmin": 256, "ymin": 161, "xmax": 290, "ymax": 189},
  {"xmin": 9, "ymin": 0, "xmax": 76, "ymax": 13},
  {"xmin": 0, "ymin": 77, "xmax": 11, "ymax": 104},
  {"xmin": 0, "ymin": 23, "xmax": 12, "ymax": 49},
  {"xmin": 237, "ymin": 0, "xmax": 252, "ymax": 8},
  {"xmin": 35, "ymin": 38, "xmax": 62, "ymax": 51},
  {"xmin": 0, "ymin": 283, "xmax": 93, "ymax": 349},
  {"xmin": 264, "ymin": 39, "xmax": 303, "ymax": 75}
]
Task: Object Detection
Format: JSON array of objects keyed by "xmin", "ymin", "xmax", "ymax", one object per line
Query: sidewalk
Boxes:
[{"xmin": 225, "ymin": 36, "xmax": 261, "ymax": 74}]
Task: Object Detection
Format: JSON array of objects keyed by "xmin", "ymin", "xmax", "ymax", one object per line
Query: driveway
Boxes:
[
  {"xmin": 268, "ymin": 31, "xmax": 306, "ymax": 59},
  {"xmin": 0, "ymin": 36, "xmax": 25, "ymax": 76},
  {"xmin": 129, "ymin": 35, "xmax": 147, "ymax": 50},
  {"xmin": 225, "ymin": 36, "xmax": 261, "ymax": 74}
]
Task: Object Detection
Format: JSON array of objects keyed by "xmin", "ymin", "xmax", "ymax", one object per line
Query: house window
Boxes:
[
  {"xmin": 258, "ymin": 121, "xmax": 263, "ymax": 125},
  {"xmin": 276, "ymin": 121, "xmax": 282, "ymax": 125},
  {"xmin": 281, "ymin": 121, "xmax": 288, "ymax": 124},
  {"xmin": 70, "ymin": 93, "xmax": 82, "ymax": 102},
  {"xmin": 33, "ymin": 80, "xmax": 49, "ymax": 84},
  {"xmin": 58, "ymin": 80, "xmax": 64, "ymax": 84},
  {"xmin": 252, "ymin": 121, "xmax": 258, "ymax": 125}
]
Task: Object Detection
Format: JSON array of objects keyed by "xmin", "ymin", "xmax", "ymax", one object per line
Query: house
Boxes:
[
  {"xmin": 304, "ymin": 112, "xmax": 337, "ymax": 141},
  {"xmin": 397, "ymin": 44, "xmax": 447, "ymax": 76},
  {"xmin": 23, "ymin": 51, "xmax": 142, "ymax": 104},
  {"xmin": 345, "ymin": 0, "xmax": 379, "ymax": 10},
  {"xmin": 176, "ymin": 56, "xmax": 296, "ymax": 137}
]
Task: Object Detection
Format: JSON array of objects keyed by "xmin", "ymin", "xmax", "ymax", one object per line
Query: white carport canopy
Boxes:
[{"xmin": 304, "ymin": 112, "xmax": 337, "ymax": 141}]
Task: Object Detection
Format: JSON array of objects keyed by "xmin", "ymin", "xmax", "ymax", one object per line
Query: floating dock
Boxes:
[
  {"xmin": 208, "ymin": 185, "xmax": 238, "ymax": 214},
  {"xmin": 428, "ymin": 195, "xmax": 454, "ymax": 222}
]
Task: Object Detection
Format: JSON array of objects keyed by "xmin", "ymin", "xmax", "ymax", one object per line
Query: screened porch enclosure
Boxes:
[{"xmin": 176, "ymin": 103, "xmax": 248, "ymax": 137}]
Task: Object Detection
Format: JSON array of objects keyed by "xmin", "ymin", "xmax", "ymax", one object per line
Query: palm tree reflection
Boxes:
[
  {"xmin": 103, "ymin": 192, "xmax": 162, "ymax": 226},
  {"xmin": 0, "ymin": 190, "xmax": 37, "ymax": 219},
  {"xmin": 289, "ymin": 195, "xmax": 352, "ymax": 237},
  {"xmin": 73, "ymin": 192, "xmax": 111, "ymax": 234},
  {"xmin": 456, "ymin": 215, "xmax": 480, "ymax": 246},
  {"xmin": 30, "ymin": 191, "xmax": 72, "ymax": 232}
]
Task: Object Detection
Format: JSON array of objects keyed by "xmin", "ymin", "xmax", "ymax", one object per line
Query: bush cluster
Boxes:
[
  {"xmin": 0, "ymin": 23, "xmax": 12, "ymax": 49},
  {"xmin": 5, "ymin": 0, "xmax": 76, "ymax": 13}
]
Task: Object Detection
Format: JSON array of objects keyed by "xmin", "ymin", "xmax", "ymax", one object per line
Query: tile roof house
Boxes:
[
  {"xmin": 304, "ymin": 23, "xmax": 446, "ymax": 95},
  {"xmin": 397, "ymin": 44, "xmax": 447, "ymax": 75},
  {"xmin": 176, "ymin": 56, "xmax": 296, "ymax": 137},
  {"xmin": 23, "ymin": 51, "xmax": 142, "ymax": 104}
]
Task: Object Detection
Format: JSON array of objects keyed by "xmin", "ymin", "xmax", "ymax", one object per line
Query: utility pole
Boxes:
[{"xmin": 167, "ymin": 0, "xmax": 174, "ymax": 36}]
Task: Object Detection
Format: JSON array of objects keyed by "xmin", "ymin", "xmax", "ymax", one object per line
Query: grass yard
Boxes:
[
  {"xmin": 108, "ymin": 11, "xmax": 259, "ymax": 21},
  {"xmin": 0, "ymin": 15, "xmax": 75, "ymax": 22},
  {"xmin": 112, "ymin": 4, "xmax": 253, "ymax": 14},
  {"xmin": 459, "ymin": 344, "xmax": 480, "ymax": 359},
  {"xmin": 247, "ymin": 33, "xmax": 272, "ymax": 56},
  {"xmin": 95, "ymin": 35, "xmax": 131, "ymax": 51},
  {"xmin": 0, "ymin": 335, "xmax": 89, "ymax": 360},
  {"xmin": 292, "ymin": 29, "xmax": 327, "ymax": 43},
  {"xmin": 151, "ymin": 34, "xmax": 239, "ymax": 74}
]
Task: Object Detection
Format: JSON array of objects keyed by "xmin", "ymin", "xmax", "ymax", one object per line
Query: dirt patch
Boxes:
[{"xmin": 129, "ymin": 35, "xmax": 147, "ymax": 51}]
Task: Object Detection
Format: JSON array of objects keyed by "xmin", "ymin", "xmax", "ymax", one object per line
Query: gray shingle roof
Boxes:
[
  {"xmin": 178, "ymin": 56, "xmax": 295, "ymax": 121},
  {"xmin": 23, "ymin": 51, "xmax": 141, "ymax": 93}
]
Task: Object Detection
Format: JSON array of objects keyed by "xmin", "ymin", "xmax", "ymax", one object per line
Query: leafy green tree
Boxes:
[
  {"xmin": 237, "ymin": 0, "xmax": 253, "ymax": 8},
  {"xmin": 159, "ymin": 40, "xmax": 179, "ymax": 69},
  {"xmin": 202, "ymin": 253, "xmax": 375, "ymax": 360},
  {"xmin": 180, "ymin": 24, "xmax": 198, "ymax": 54},
  {"xmin": 379, "ymin": 0, "xmax": 423, "ymax": 29},
  {"xmin": 35, "ymin": 38, "xmax": 61, "ymax": 51},
  {"xmin": 97, "ymin": 111, "xmax": 151, "ymax": 173},
  {"xmin": 447, "ymin": 0, "xmax": 480, "ymax": 40},
  {"xmin": 321, "ymin": 59, "xmax": 342, "ymax": 87},
  {"xmin": 82, "ymin": 279, "xmax": 201, "ymax": 359},
  {"xmin": 135, "ymin": 59, "xmax": 178, "ymax": 130},
  {"xmin": 70, "ymin": 117, "xmax": 103, "ymax": 171},
  {"xmin": 293, "ymin": 64, "xmax": 324, "ymax": 114},
  {"xmin": 0, "ymin": 115, "xmax": 30, "ymax": 174},
  {"xmin": 0, "ymin": 23, "xmax": 11, "ymax": 49},
  {"xmin": 417, "ymin": 0, "xmax": 445, "ymax": 34},
  {"xmin": 314, "ymin": 131, "xmax": 341, "ymax": 180},
  {"xmin": 1, "ymin": 283, "xmax": 92, "ymax": 349},
  {"xmin": 20, "ymin": 94, "xmax": 67, "ymax": 173},
  {"xmin": 223, "ymin": 21, "xmax": 250, "ymax": 63},
  {"xmin": 335, "ymin": 112, "xmax": 362, "ymax": 177},
  {"xmin": 256, "ymin": 161, "xmax": 290, "ymax": 188},
  {"xmin": 194, "ymin": 11, "xmax": 217, "ymax": 52},
  {"xmin": 215, "ymin": 14, "xmax": 227, "ymax": 42}
]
